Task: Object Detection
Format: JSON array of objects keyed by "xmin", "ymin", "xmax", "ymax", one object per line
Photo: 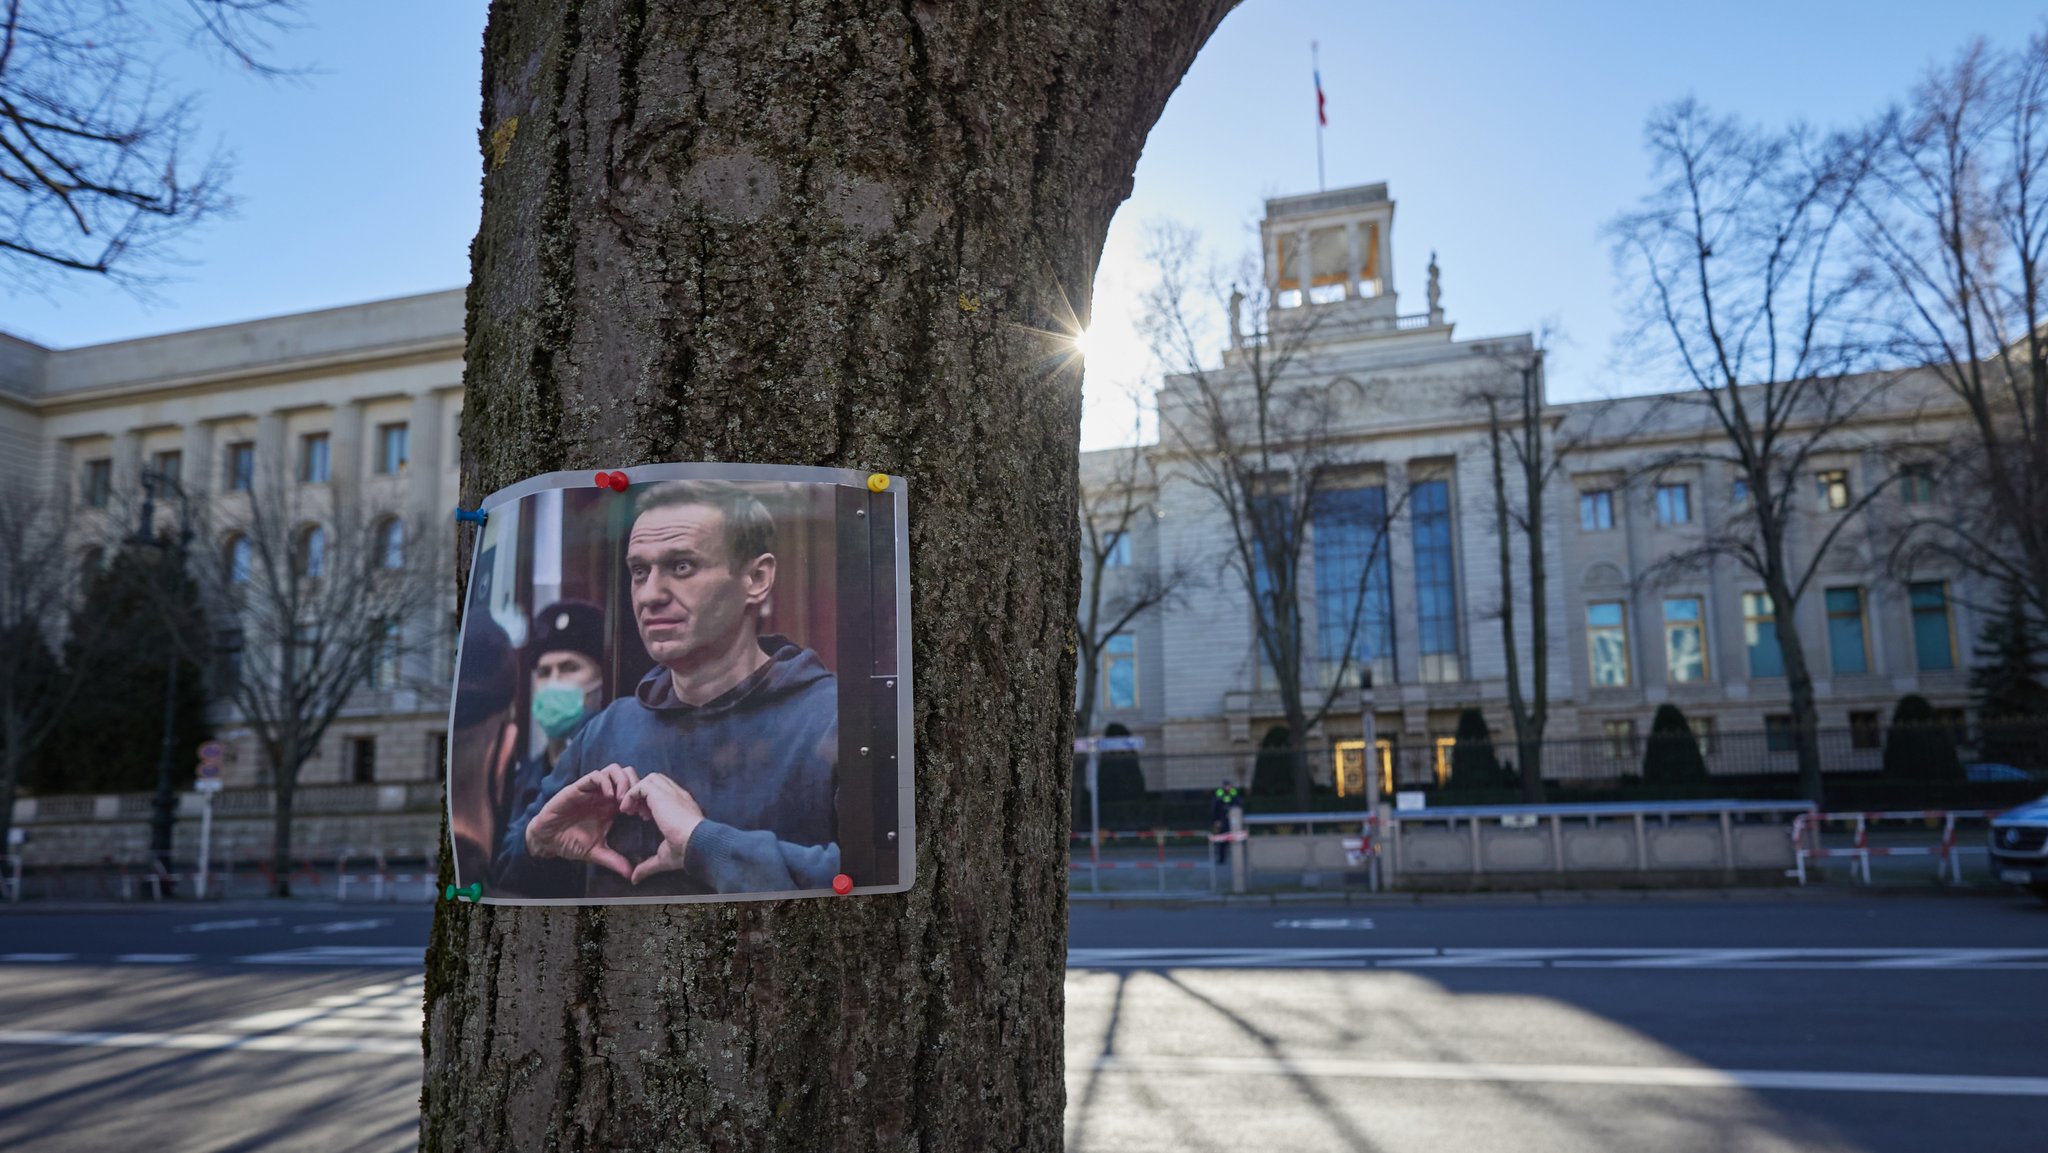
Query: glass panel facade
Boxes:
[
  {"xmin": 1663, "ymin": 597, "xmax": 1707, "ymax": 683},
  {"xmin": 1412, "ymin": 480, "xmax": 1460, "ymax": 682},
  {"xmin": 1743, "ymin": 592, "xmax": 1783, "ymax": 678},
  {"xmin": 1102, "ymin": 633, "xmax": 1137, "ymax": 710},
  {"xmin": 1587, "ymin": 601, "xmax": 1630, "ymax": 686},
  {"xmin": 1909, "ymin": 581, "xmax": 1954, "ymax": 671},
  {"xmin": 1824, "ymin": 587, "xmax": 1868, "ymax": 675},
  {"xmin": 1313, "ymin": 484, "xmax": 1393, "ymax": 688}
]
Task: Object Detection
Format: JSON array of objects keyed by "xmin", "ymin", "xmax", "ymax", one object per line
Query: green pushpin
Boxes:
[{"xmin": 443, "ymin": 882, "xmax": 482, "ymax": 903}]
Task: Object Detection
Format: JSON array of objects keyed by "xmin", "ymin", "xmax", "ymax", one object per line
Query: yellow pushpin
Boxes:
[{"xmin": 866, "ymin": 473, "xmax": 890, "ymax": 493}]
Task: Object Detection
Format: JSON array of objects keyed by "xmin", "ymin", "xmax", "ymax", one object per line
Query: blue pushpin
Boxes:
[
  {"xmin": 443, "ymin": 882, "xmax": 482, "ymax": 903},
  {"xmin": 453, "ymin": 507, "xmax": 488, "ymax": 526}
]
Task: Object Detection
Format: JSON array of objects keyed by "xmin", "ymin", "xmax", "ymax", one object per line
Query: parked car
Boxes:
[{"xmin": 1988, "ymin": 793, "xmax": 2048, "ymax": 902}]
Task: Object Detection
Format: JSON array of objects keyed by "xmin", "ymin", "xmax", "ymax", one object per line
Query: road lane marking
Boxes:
[
  {"xmin": 175, "ymin": 918, "xmax": 281, "ymax": 933},
  {"xmin": 291, "ymin": 919, "xmax": 392, "ymax": 935},
  {"xmin": 1273, "ymin": 918, "xmax": 1377, "ymax": 930},
  {"xmin": 0, "ymin": 1029, "xmax": 416, "ymax": 1056},
  {"xmin": 114, "ymin": 953, "xmax": 197, "ymax": 964},
  {"xmin": 1067, "ymin": 947, "xmax": 2048, "ymax": 971},
  {"xmin": 235, "ymin": 946, "xmax": 422, "ymax": 966},
  {"xmin": 0, "ymin": 953, "xmax": 75, "ymax": 962},
  {"xmin": 1078, "ymin": 1054, "xmax": 2048, "ymax": 1097}
]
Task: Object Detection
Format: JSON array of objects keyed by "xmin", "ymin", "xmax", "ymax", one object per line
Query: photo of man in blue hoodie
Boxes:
[{"xmin": 492, "ymin": 480, "xmax": 840, "ymax": 899}]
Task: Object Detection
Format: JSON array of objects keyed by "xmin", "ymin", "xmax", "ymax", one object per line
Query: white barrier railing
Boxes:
[{"xmin": 1790, "ymin": 809, "xmax": 2004, "ymax": 886}]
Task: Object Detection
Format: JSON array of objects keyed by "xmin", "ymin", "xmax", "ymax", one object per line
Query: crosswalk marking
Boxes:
[
  {"xmin": 113, "ymin": 953, "xmax": 197, "ymax": 964},
  {"xmin": 1076, "ymin": 1054, "xmax": 2048, "ymax": 1097},
  {"xmin": 234, "ymin": 946, "xmax": 423, "ymax": 966},
  {"xmin": 0, "ymin": 953, "xmax": 76, "ymax": 963},
  {"xmin": 1066, "ymin": 946, "xmax": 2048, "ymax": 971}
]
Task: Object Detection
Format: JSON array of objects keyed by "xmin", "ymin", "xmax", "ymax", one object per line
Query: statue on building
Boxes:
[
  {"xmin": 1427, "ymin": 251, "xmax": 1442, "ymax": 321},
  {"xmin": 1228, "ymin": 284, "xmax": 1246, "ymax": 349}
]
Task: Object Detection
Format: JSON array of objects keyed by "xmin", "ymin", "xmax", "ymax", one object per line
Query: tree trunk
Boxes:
[
  {"xmin": 1074, "ymin": 636, "xmax": 1098, "ymax": 740},
  {"xmin": 422, "ymin": 4, "xmax": 1232, "ymax": 1150},
  {"xmin": 271, "ymin": 753, "xmax": 298, "ymax": 898},
  {"xmin": 1765, "ymin": 570, "xmax": 1825, "ymax": 805}
]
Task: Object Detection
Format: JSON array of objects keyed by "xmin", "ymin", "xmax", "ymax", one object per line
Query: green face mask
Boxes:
[{"xmin": 531, "ymin": 682, "xmax": 590, "ymax": 741}]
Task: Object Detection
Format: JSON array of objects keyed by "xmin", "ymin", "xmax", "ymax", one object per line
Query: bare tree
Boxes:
[
  {"xmin": 1145, "ymin": 220, "xmax": 1406, "ymax": 809},
  {"xmin": 1848, "ymin": 36, "xmax": 2048, "ymax": 628},
  {"xmin": 1611, "ymin": 100, "xmax": 1896, "ymax": 802},
  {"xmin": 188, "ymin": 460, "xmax": 444, "ymax": 894},
  {"xmin": 0, "ymin": 0, "xmax": 302, "ymax": 288},
  {"xmin": 0, "ymin": 489, "xmax": 87, "ymax": 858},
  {"xmin": 1075, "ymin": 436, "xmax": 1189, "ymax": 738}
]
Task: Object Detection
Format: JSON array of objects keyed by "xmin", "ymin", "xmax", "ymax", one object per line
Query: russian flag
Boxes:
[{"xmin": 1315, "ymin": 67, "xmax": 1327, "ymax": 126}]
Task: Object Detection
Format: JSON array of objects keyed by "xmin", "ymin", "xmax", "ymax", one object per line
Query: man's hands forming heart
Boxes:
[{"xmin": 526, "ymin": 765, "xmax": 707, "ymax": 884}]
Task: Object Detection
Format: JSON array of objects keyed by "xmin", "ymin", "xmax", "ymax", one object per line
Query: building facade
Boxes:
[
  {"xmin": 1, "ymin": 290, "xmax": 467, "ymax": 790},
  {"xmin": 1081, "ymin": 184, "xmax": 1982, "ymax": 794}
]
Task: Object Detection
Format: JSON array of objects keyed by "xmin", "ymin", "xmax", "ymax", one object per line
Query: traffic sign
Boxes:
[
  {"xmin": 197, "ymin": 740, "xmax": 225, "ymax": 762},
  {"xmin": 197, "ymin": 761, "xmax": 221, "ymax": 780},
  {"xmin": 194, "ymin": 779, "xmax": 224, "ymax": 794}
]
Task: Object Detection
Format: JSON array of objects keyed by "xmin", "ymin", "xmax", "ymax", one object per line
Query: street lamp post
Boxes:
[{"xmin": 133, "ymin": 469, "xmax": 193, "ymax": 884}]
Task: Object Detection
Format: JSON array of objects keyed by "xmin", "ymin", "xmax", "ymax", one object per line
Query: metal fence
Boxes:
[{"xmin": 1075, "ymin": 722, "xmax": 2048, "ymax": 830}]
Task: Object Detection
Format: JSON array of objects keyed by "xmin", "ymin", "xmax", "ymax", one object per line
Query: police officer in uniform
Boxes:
[
  {"xmin": 1210, "ymin": 778, "xmax": 1243, "ymax": 864},
  {"xmin": 501, "ymin": 601, "xmax": 609, "ymax": 838}
]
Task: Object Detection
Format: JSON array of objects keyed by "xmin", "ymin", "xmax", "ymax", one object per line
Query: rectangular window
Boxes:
[
  {"xmin": 1732, "ymin": 478, "xmax": 1751, "ymax": 506},
  {"xmin": 1816, "ymin": 469, "xmax": 1851, "ymax": 510},
  {"xmin": 150, "ymin": 450, "xmax": 182, "ymax": 485},
  {"xmin": 1603, "ymin": 719, "xmax": 1637, "ymax": 761},
  {"xmin": 1101, "ymin": 634, "xmax": 1137, "ymax": 710},
  {"xmin": 1413, "ymin": 480, "xmax": 1460, "ymax": 683},
  {"xmin": 226, "ymin": 442, "xmax": 255, "ymax": 492},
  {"xmin": 1765, "ymin": 714, "xmax": 1797, "ymax": 753},
  {"xmin": 299, "ymin": 433, "xmax": 330, "ymax": 484},
  {"xmin": 1899, "ymin": 464, "xmax": 1936, "ymax": 504},
  {"xmin": 371, "ymin": 619, "xmax": 402, "ymax": 689},
  {"xmin": 1849, "ymin": 711, "xmax": 1882, "ymax": 750},
  {"xmin": 1688, "ymin": 717, "xmax": 1716, "ymax": 756},
  {"xmin": 81, "ymin": 458, "xmax": 112, "ymax": 507},
  {"xmin": 1587, "ymin": 601, "xmax": 1631, "ymax": 687},
  {"xmin": 1432, "ymin": 736, "xmax": 1456, "ymax": 785},
  {"xmin": 376, "ymin": 423, "xmax": 410, "ymax": 474},
  {"xmin": 349, "ymin": 737, "xmax": 377, "ymax": 785},
  {"xmin": 1743, "ymin": 592, "xmax": 1783, "ymax": 678},
  {"xmin": 1663, "ymin": 597, "xmax": 1708, "ymax": 684},
  {"xmin": 1579, "ymin": 489, "xmax": 1614, "ymax": 531},
  {"xmin": 1654, "ymin": 483, "xmax": 1691, "ymax": 525},
  {"xmin": 213, "ymin": 629, "xmax": 244, "ymax": 695},
  {"xmin": 1313, "ymin": 484, "xmax": 1394, "ymax": 688},
  {"xmin": 1824, "ymin": 587, "xmax": 1869, "ymax": 676},
  {"xmin": 1102, "ymin": 530, "xmax": 1130, "ymax": 567},
  {"xmin": 1908, "ymin": 581, "xmax": 1955, "ymax": 671}
]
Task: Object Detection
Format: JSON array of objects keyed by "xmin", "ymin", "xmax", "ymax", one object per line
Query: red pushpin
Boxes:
[
  {"xmin": 831, "ymin": 873, "xmax": 854, "ymax": 895},
  {"xmin": 592, "ymin": 471, "xmax": 611, "ymax": 488},
  {"xmin": 610, "ymin": 471, "xmax": 630, "ymax": 491}
]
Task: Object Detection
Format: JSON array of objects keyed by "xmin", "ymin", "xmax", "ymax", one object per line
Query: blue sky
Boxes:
[{"xmin": 5, "ymin": 1, "xmax": 2043, "ymax": 450}]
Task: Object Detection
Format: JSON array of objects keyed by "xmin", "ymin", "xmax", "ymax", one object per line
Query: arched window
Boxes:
[
  {"xmin": 295, "ymin": 524, "xmax": 327, "ymax": 579},
  {"xmin": 224, "ymin": 535, "xmax": 252, "ymax": 584},
  {"xmin": 376, "ymin": 517, "xmax": 405, "ymax": 570}
]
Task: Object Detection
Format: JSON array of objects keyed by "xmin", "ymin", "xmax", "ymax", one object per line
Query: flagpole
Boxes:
[{"xmin": 1313, "ymin": 40, "xmax": 1325, "ymax": 191}]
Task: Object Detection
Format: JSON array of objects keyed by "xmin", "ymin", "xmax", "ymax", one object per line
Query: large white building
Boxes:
[
  {"xmin": 1, "ymin": 291, "xmax": 467, "ymax": 789},
  {"xmin": 0, "ymin": 183, "xmax": 1985, "ymax": 804},
  {"xmin": 1082, "ymin": 184, "xmax": 1980, "ymax": 795}
]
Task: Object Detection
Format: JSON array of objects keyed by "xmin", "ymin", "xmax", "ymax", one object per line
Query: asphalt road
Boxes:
[{"xmin": 0, "ymin": 894, "xmax": 2042, "ymax": 1152}]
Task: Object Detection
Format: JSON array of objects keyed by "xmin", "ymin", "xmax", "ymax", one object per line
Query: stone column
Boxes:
[
  {"xmin": 407, "ymin": 391, "xmax": 442, "ymax": 521},
  {"xmin": 1295, "ymin": 228, "xmax": 1313, "ymax": 302},
  {"xmin": 111, "ymin": 430, "xmax": 142, "ymax": 500},
  {"xmin": 181, "ymin": 422, "xmax": 215, "ymax": 498},
  {"xmin": 255, "ymin": 411, "xmax": 287, "ymax": 490},
  {"xmin": 1345, "ymin": 221, "xmax": 1361, "ymax": 300},
  {"xmin": 331, "ymin": 400, "xmax": 365, "ymax": 490}
]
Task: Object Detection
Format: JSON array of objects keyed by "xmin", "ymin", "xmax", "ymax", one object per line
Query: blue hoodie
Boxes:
[{"xmin": 494, "ymin": 635, "xmax": 839, "ymax": 898}]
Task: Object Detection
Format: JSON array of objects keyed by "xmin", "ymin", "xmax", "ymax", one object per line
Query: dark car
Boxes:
[{"xmin": 1988, "ymin": 793, "xmax": 2048, "ymax": 902}]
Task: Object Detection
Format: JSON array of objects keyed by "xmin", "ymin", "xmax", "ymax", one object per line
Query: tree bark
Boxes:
[{"xmin": 422, "ymin": 3, "xmax": 1232, "ymax": 1151}]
